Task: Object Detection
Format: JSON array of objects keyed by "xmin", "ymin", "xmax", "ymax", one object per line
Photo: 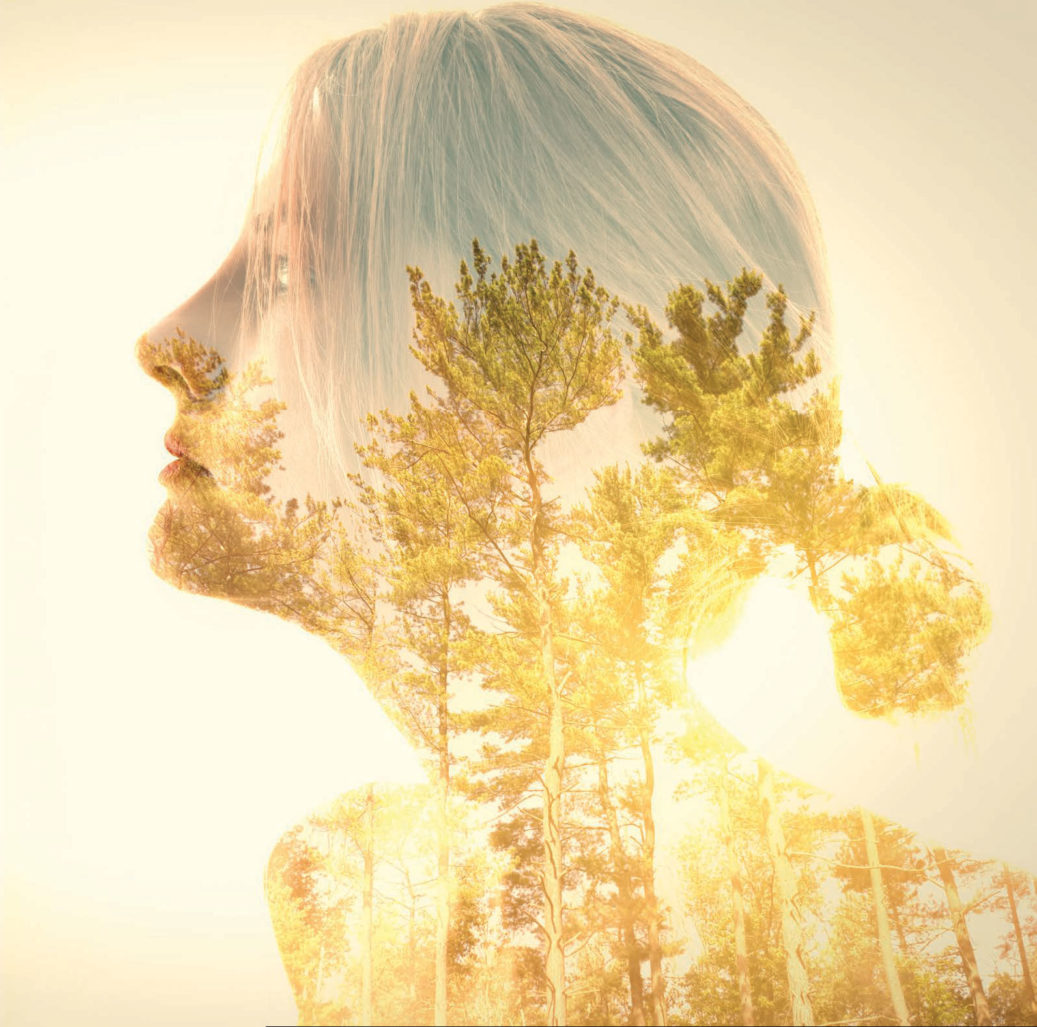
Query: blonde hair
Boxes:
[{"xmin": 244, "ymin": 3, "xmax": 831, "ymax": 486}]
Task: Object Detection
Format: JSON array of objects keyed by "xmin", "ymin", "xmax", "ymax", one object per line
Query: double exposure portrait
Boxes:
[{"xmin": 3, "ymin": 3, "xmax": 1035, "ymax": 1025}]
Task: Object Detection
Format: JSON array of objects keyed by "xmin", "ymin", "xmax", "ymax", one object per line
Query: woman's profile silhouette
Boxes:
[{"xmin": 2, "ymin": 3, "xmax": 1034, "ymax": 1026}]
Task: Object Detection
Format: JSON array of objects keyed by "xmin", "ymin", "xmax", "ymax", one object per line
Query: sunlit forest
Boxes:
[{"xmin": 140, "ymin": 241, "xmax": 1035, "ymax": 1027}]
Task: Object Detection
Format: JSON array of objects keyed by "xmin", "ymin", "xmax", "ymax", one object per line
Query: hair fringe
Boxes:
[{"xmin": 241, "ymin": 3, "xmax": 832, "ymax": 492}]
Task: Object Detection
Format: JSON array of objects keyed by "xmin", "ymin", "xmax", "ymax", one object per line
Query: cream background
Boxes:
[{"xmin": 2, "ymin": 1, "xmax": 1035, "ymax": 1022}]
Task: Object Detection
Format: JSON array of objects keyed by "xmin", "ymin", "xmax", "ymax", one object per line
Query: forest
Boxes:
[{"xmin": 140, "ymin": 241, "xmax": 1034, "ymax": 1027}]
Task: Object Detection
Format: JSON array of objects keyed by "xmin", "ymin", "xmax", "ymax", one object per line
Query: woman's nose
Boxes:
[
  {"xmin": 137, "ymin": 242, "xmax": 248, "ymax": 399},
  {"xmin": 135, "ymin": 331, "xmax": 225, "ymax": 406}
]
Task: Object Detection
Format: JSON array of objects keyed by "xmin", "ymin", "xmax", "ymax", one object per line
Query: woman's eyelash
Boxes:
[{"xmin": 274, "ymin": 254, "xmax": 317, "ymax": 294}]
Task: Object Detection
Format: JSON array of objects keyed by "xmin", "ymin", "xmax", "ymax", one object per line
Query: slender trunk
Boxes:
[
  {"xmin": 435, "ymin": 594, "xmax": 452, "ymax": 1027},
  {"xmin": 757, "ymin": 760, "xmax": 814, "ymax": 1026},
  {"xmin": 889, "ymin": 890, "xmax": 909, "ymax": 953},
  {"xmin": 406, "ymin": 868, "xmax": 419, "ymax": 1009},
  {"xmin": 526, "ymin": 449, "xmax": 566, "ymax": 1027},
  {"xmin": 362, "ymin": 784, "xmax": 375, "ymax": 1027},
  {"xmin": 635, "ymin": 665, "xmax": 666, "ymax": 1027},
  {"xmin": 314, "ymin": 940, "xmax": 326, "ymax": 1014},
  {"xmin": 719, "ymin": 772, "xmax": 754, "ymax": 1026},
  {"xmin": 594, "ymin": 735, "xmax": 646, "ymax": 1026},
  {"xmin": 932, "ymin": 846, "xmax": 991, "ymax": 1026},
  {"xmin": 486, "ymin": 883, "xmax": 503, "ymax": 1023},
  {"xmin": 542, "ymin": 618, "xmax": 566, "ymax": 1027},
  {"xmin": 1003, "ymin": 864, "xmax": 1037, "ymax": 1020},
  {"xmin": 805, "ymin": 553, "xmax": 821, "ymax": 607},
  {"xmin": 861, "ymin": 808, "xmax": 910, "ymax": 1025}
]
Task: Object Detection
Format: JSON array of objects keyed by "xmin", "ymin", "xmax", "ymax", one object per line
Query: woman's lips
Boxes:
[
  {"xmin": 159, "ymin": 457, "xmax": 215, "ymax": 486},
  {"xmin": 164, "ymin": 429, "xmax": 189, "ymax": 460},
  {"xmin": 161, "ymin": 429, "xmax": 214, "ymax": 485}
]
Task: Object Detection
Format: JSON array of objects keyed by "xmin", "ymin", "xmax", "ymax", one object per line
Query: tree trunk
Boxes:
[
  {"xmin": 861, "ymin": 808, "xmax": 910, "ymax": 1025},
  {"xmin": 594, "ymin": 735, "xmax": 646, "ymax": 1026},
  {"xmin": 720, "ymin": 772, "xmax": 754, "ymax": 1026},
  {"xmin": 362, "ymin": 784, "xmax": 376, "ymax": 1027},
  {"xmin": 435, "ymin": 595, "xmax": 452, "ymax": 1027},
  {"xmin": 541, "ymin": 615, "xmax": 566, "ymax": 1027},
  {"xmin": 1003, "ymin": 864, "xmax": 1037, "ymax": 1021},
  {"xmin": 635, "ymin": 666, "xmax": 667, "ymax": 1027},
  {"xmin": 314, "ymin": 940, "xmax": 326, "ymax": 1016},
  {"xmin": 757, "ymin": 760, "xmax": 814, "ymax": 1026},
  {"xmin": 407, "ymin": 869, "xmax": 418, "ymax": 1009},
  {"xmin": 889, "ymin": 890, "xmax": 909, "ymax": 954},
  {"xmin": 931, "ymin": 846, "xmax": 991, "ymax": 1027},
  {"xmin": 527, "ymin": 446, "xmax": 566, "ymax": 1027}
]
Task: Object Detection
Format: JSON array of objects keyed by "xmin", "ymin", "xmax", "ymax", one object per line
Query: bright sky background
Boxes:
[{"xmin": 2, "ymin": 0, "xmax": 1035, "ymax": 1021}]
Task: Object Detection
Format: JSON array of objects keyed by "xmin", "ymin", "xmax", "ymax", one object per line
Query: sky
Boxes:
[{"xmin": 2, "ymin": 0, "xmax": 1036, "ymax": 1021}]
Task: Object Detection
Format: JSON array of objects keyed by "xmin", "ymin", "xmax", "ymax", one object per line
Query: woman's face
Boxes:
[{"xmin": 138, "ymin": 198, "xmax": 339, "ymax": 604}]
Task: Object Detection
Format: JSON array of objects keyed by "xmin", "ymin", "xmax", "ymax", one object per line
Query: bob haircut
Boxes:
[{"xmin": 244, "ymin": 3, "xmax": 831, "ymax": 485}]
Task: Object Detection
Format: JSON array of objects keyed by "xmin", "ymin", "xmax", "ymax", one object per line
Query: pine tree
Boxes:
[
  {"xmin": 405, "ymin": 240, "xmax": 625, "ymax": 1025},
  {"xmin": 356, "ymin": 396, "xmax": 488, "ymax": 1026},
  {"xmin": 932, "ymin": 846, "xmax": 994, "ymax": 1026},
  {"xmin": 570, "ymin": 463, "xmax": 692, "ymax": 1024}
]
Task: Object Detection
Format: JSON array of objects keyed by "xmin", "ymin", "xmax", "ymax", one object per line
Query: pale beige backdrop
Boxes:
[{"xmin": 2, "ymin": 1, "xmax": 1035, "ymax": 1023}]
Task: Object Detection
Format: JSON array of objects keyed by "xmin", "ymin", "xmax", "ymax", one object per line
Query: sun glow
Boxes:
[
  {"xmin": 686, "ymin": 577, "xmax": 843, "ymax": 772},
  {"xmin": 687, "ymin": 577, "xmax": 1037, "ymax": 873}
]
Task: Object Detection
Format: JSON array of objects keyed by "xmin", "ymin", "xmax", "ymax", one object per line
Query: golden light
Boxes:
[{"xmin": 686, "ymin": 576, "xmax": 1037, "ymax": 874}]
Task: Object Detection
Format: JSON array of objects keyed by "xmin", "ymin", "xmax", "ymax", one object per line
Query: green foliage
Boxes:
[
  {"xmin": 632, "ymin": 270, "xmax": 818, "ymax": 514},
  {"xmin": 832, "ymin": 815, "xmax": 927, "ymax": 899},
  {"xmin": 830, "ymin": 553, "xmax": 990, "ymax": 716},
  {"xmin": 674, "ymin": 763, "xmax": 828, "ymax": 1026},
  {"xmin": 632, "ymin": 269, "xmax": 991, "ymax": 725},
  {"xmin": 266, "ymin": 826, "xmax": 351, "ymax": 1023},
  {"xmin": 904, "ymin": 950, "xmax": 975, "ymax": 1026},
  {"xmin": 144, "ymin": 246, "xmax": 1006, "ymax": 1026},
  {"xmin": 410, "ymin": 239, "xmax": 624, "ymax": 454},
  {"xmin": 355, "ymin": 394, "xmax": 486, "ymax": 757},
  {"xmin": 988, "ymin": 971, "xmax": 1037, "ymax": 1027}
]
